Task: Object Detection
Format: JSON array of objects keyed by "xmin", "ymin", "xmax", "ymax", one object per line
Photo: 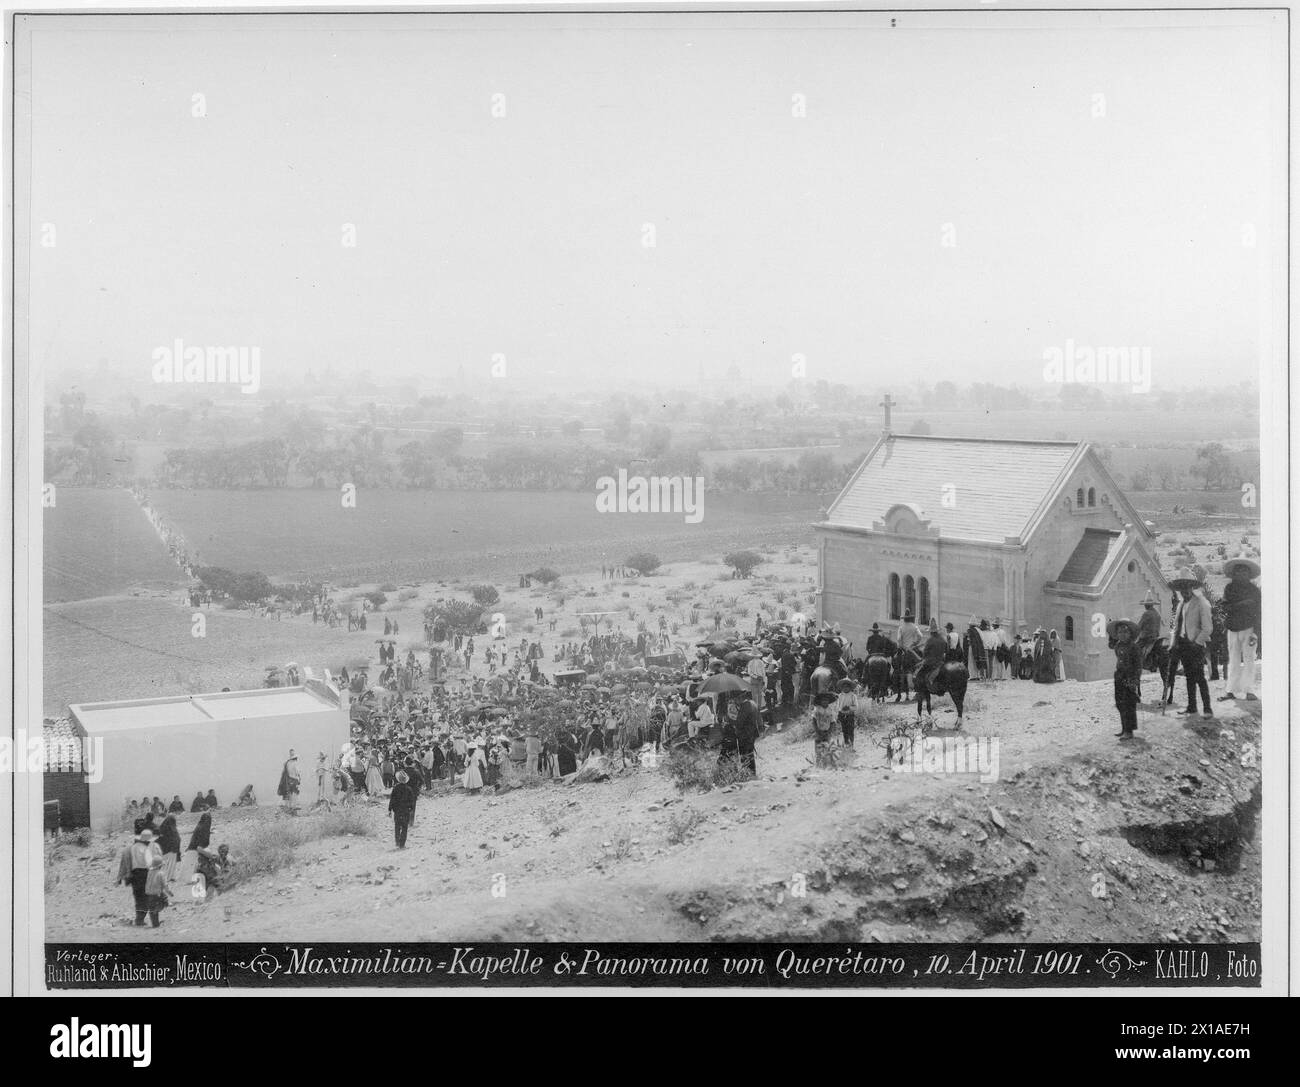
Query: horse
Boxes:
[
  {"xmin": 891, "ymin": 646, "xmax": 921, "ymax": 703},
  {"xmin": 1140, "ymin": 638, "xmax": 1177, "ymax": 709},
  {"xmin": 864, "ymin": 655, "xmax": 893, "ymax": 702},
  {"xmin": 912, "ymin": 661, "xmax": 971, "ymax": 728}
]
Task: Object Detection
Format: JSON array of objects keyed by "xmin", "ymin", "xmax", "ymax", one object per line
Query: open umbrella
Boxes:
[{"xmin": 697, "ymin": 672, "xmax": 747, "ymax": 695}]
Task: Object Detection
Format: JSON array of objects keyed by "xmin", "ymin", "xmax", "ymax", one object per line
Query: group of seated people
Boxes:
[{"xmin": 126, "ymin": 785, "xmax": 257, "ymax": 819}]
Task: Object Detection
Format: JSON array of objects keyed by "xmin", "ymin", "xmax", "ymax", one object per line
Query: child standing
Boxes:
[{"xmin": 1107, "ymin": 618, "xmax": 1142, "ymax": 741}]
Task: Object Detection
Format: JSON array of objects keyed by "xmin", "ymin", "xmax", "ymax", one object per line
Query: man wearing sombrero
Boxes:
[
  {"xmin": 1135, "ymin": 589, "xmax": 1164, "ymax": 669},
  {"xmin": 1220, "ymin": 554, "xmax": 1261, "ymax": 702},
  {"xmin": 1170, "ymin": 566, "xmax": 1214, "ymax": 718},
  {"xmin": 865, "ymin": 622, "xmax": 892, "ymax": 659}
]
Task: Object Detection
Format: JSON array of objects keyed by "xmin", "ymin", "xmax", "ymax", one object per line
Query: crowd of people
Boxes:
[
  {"xmin": 1107, "ymin": 556, "xmax": 1261, "ymax": 740},
  {"xmin": 128, "ymin": 485, "xmax": 200, "ymax": 579},
  {"xmin": 116, "ymin": 805, "xmax": 236, "ymax": 926},
  {"xmin": 101, "ymin": 544, "xmax": 1261, "ymax": 920}
]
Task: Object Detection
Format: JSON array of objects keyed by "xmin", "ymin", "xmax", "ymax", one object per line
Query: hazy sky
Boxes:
[{"xmin": 23, "ymin": 10, "xmax": 1284, "ymax": 392}]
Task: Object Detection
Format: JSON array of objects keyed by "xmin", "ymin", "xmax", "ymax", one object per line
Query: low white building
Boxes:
[{"xmin": 66, "ymin": 681, "xmax": 349, "ymax": 832}]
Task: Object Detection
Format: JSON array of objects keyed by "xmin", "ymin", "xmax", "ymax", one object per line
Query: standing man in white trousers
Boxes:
[{"xmin": 1219, "ymin": 555, "xmax": 1262, "ymax": 703}]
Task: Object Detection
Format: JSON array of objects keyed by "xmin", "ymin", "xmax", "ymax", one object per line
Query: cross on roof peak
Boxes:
[{"xmin": 880, "ymin": 392, "xmax": 895, "ymax": 435}]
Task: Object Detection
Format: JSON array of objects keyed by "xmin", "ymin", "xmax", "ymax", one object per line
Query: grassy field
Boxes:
[
  {"xmin": 145, "ymin": 488, "xmax": 824, "ymax": 584},
  {"xmin": 43, "ymin": 488, "xmax": 185, "ymax": 603}
]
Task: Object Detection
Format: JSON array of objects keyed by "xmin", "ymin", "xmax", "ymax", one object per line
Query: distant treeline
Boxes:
[{"xmin": 43, "ymin": 379, "xmax": 1258, "ymax": 494}]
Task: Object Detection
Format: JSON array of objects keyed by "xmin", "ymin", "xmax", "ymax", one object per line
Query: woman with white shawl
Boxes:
[{"xmin": 462, "ymin": 738, "xmax": 487, "ymax": 792}]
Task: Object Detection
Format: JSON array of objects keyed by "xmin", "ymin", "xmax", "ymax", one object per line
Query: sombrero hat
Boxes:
[
  {"xmin": 1140, "ymin": 589, "xmax": 1159, "ymax": 607},
  {"xmin": 1106, "ymin": 617, "xmax": 1138, "ymax": 640},
  {"xmin": 1168, "ymin": 566, "xmax": 1201, "ymax": 590},
  {"xmin": 1222, "ymin": 555, "xmax": 1261, "ymax": 579},
  {"xmin": 869, "ymin": 622, "xmax": 880, "ymax": 632}
]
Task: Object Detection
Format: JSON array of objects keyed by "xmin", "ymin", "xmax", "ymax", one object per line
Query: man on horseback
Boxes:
[
  {"xmin": 897, "ymin": 611, "xmax": 922, "ymax": 655},
  {"xmin": 866, "ymin": 622, "xmax": 893, "ymax": 658},
  {"xmin": 1135, "ymin": 589, "xmax": 1164, "ymax": 669},
  {"xmin": 915, "ymin": 618, "xmax": 948, "ymax": 696},
  {"xmin": 863, "ymin": 623, "xmax": 896, "ymax": 702}
]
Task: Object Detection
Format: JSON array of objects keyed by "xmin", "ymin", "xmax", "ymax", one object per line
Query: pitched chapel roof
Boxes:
[{"xmin": 822, "ymin": 434, "xmax": 1084, "ymax": 544}]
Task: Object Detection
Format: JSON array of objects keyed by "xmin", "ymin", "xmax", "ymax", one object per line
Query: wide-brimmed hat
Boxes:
[
  {"xmin": 395, "ymin": 771, "xmax": 409, "ymax": 784},
  {"xmin": 1168, "ymin": 566, "xmax": 1201, "ymax": 590},
  {"xmin": 836, "ymin": 677, "xmax": 857, "ymax": 692},
  {"xmin": 902, "ymin": 611, "xmax": 913, "ymax": 622},
  {"xmin": 1140, "ymin": 589, "xmax": 1159, "ymax": 607},
  {"xmin": 968, "ymin": 616, "xmax": 979, "ymax": 626},
  {"xmin": 869, "ymin": 622, "xmax": 880, "ymax": 633},
  {"xmin": 1223, "ymin": 555, "xmax": 1261, "ymax": 579},
  {"xmin": 1106, "ymin": 617, "xmax": 1138, "ymax": 640},
  {"xmin": 136, "ymin": 829, "xmax": 154, "ymax": 843}
]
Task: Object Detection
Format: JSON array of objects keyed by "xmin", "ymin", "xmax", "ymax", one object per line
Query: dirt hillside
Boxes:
[{"xmin": 46, "ymin": 675, "xmax": 1261, "ymax": 945}]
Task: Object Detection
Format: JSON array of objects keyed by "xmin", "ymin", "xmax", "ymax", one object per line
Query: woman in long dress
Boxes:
[
  {"xmin": 1032, "ymin": 629, "xmax": 1057, "ymax": 684},
  {"xmin": 156, "ymin": 815, "xmax": 181, "ymax": 884},
  {"xmin": 462, "ymin": 741, "xmax": 486, "ymax": 792},
  {"xmin": 1049, "ymin": 630, "xmax": 1067, "ymax": 681},
  {"xmin": 365, "ymin": 749, "xmax": 386, "ymax": 796}
]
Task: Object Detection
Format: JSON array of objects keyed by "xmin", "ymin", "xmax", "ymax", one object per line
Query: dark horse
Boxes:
[
  {"xmin": 1141, "ymin": 638, "xmax": 1177, "ymax": 708},
  {"xmin": 891, "ymin": 646, "xmax": 920, "ymax": 703},
  {"xmin": 904, "ymin": 650, "xmax": 971, "ymax": 728},
  {"xmin": 858, "ymin": 638, "xmax": 898, "ymax": 702}
]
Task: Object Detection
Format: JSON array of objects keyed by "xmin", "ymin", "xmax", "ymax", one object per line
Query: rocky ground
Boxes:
[{"xmin": 46, "ymin": 671, "xmax": 1262, "ymax": 945}]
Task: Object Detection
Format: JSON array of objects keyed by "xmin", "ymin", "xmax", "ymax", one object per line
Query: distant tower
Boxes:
[{"xmin": 880, "ymin": 392, "xmax": 895, "ymax": 437}]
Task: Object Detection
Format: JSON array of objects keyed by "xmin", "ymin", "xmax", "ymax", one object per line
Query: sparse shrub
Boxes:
[
  {"xmin": 364, "ymin": 590, "xmax": 387, "ymax": 609},
  {"xmin": 665, "ymin": 747, "xmax": 716, "ymax": 792},
  {"xmin": 723, "ymin": 549, "xmax": 764, "ymax": 579},
  {"xmin": 666, "ymin": 807, "xmax": 708, "ymax": 845},
  {"xmin": 601, "ymin": 831, "xmax": 635, "ymax": 861},
  {"xmin": 625, "ymin": 552, "xmax": 661, "ymax": 576},
  {"xmin": 530, "ymin": 567, "xmax": 560, "ymax": 585},
  {"xmin": 379, "ymin": 583, "xmax": 398, "ymax": 593},
  {"xmin": 398, "ymin": 588, "xmax": 419, "ymax": 603},
  {"xmin": 223, "ymin": 808, "xmax": 371, "ymax": 892},
  {"xmin": 470, "ymin": 584, "xmax": 500, "ymax": 606}
]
